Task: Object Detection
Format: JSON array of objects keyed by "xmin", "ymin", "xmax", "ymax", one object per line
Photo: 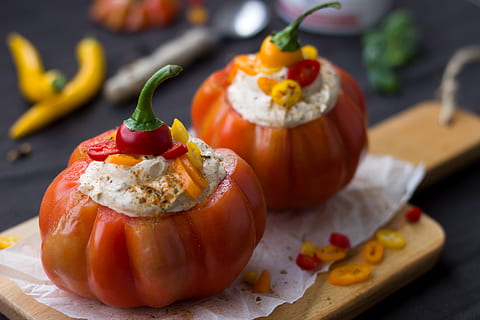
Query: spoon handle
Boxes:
[{"xmin": 105, "ymin": 28, "xmax": 216, "ymax": 104}]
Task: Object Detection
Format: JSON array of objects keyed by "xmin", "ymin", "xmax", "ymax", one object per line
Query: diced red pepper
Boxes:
[
  {"xmin": 287, "ymin": 59, "xmax": 321, "ymax": 87},
  {"xmin": 405, "ymin": 206, "xmax": 422, "ymax": 223},
  {"xmin": 86, "ymin": 140, "xmax": 120, "ymax": 161},
  {"xmin": 296, "ymin": 253, "xmax": 320, "ymax": 270},
  {"xmin": 329, "ymin": 232, "xmax": 351, "ymax": 249},
  {"xmin": 161, "ymin": 142, "xmax": 188, "ymax": 159}
]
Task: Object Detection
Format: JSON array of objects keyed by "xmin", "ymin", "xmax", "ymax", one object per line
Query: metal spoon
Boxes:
[{"xmin": 105, "ymin": 0, "xmax": 269, "ymax": 103}]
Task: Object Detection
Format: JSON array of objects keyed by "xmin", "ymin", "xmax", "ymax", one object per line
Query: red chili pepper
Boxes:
[
  {"xmin": 116, "ymin": 66, "xmax": 181, "ymax": 155},
  {"xmin": 86, "ymin": 140, "xmax": 120, "ymax": 161},
  {"xmin": 296, "ymin": 253, "xmax": 320, "ymax": 270},
  {"xmin": 405, "ymin": 206, "xmax": 422, "ymax": 222},
  {"xmin": 329, "ymin": 232, "xmax": 351, "ymax": 249},
  {"xmin": 161, "ymin": 142, "xmax": 188, "ymax": 159},
  {"xmin": 287, "ymin": 59, "xmax": 321, "ymax": 87}
]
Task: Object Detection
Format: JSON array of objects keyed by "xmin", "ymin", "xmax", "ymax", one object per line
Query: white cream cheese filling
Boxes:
[
  {"xmin": 78, "ymin": 138, "xmax": 226, "ymax": 217},
  {"xmin": 227, "ymin": 58, "xmax": 341, "ymax": 128}
]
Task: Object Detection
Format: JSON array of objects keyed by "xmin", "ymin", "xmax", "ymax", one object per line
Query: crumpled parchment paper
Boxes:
[{"xmin": 0, "ymin": 154, "xmax": 424, "ymax": 320}]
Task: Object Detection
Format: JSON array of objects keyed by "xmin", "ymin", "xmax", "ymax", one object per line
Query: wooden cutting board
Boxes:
[{"xmin": 1, "ymin": 101, "xmax": 479, "ymax": 320}]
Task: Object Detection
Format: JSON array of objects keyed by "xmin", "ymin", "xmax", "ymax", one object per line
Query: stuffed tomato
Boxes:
[
  {"xmin": 39, "ymin": 66, "xmax": 266, "ymax": 308},
  {"xmin": 192, "ymin": 3, "xmax": 367, "ymax": 210}
]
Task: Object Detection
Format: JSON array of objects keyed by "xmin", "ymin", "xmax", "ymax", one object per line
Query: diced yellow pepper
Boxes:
[
  {"xmin": 271, "ymin": 80, "xmax": 302, "ymax": 108},
  {"xmin": 105, "ymin": 154, "xmax": 142, "ymax": 166},
  {"xmin": 171, "ymin": 118, "xmax": 190, "ymax": 144},
  {"xmin": 302, "ymin": 44, "xmax": 318, "ymax": 60},
  {"xmin": 300, "ymin": 241, "xmax": 317, "ymax": 257},
  {"xmin": 0, "ymin": 236, "xmax": 21, "ymax": 249},
  {"xmin": 242, "ymin": 270, "xmax": 258, "ymax": 285},
  {"xmin": 187, "ymin": 141, "xmax": 203, "ymax": 170}
]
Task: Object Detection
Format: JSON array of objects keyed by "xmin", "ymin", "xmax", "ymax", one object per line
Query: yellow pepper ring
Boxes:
[{"xmin": 271, "ymin": 79, "xmax": 302, "ymax": 108}]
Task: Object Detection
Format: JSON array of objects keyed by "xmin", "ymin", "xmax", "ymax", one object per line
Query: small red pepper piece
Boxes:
[
  {"xmin": 405, "ymin": 206, "xmax": 422, "ymax": 223},
  {"xmin": 287, "ymin": 59, "xmax": 321, "ymax": 87},
  {"xmin": 296, "ymin": 253, "xmax": 320, "ymax": 270},
  {"xmin": 329, "ymin": 232, "xmax": 351, "ymax": 249},
  {"xmin": 161, "ymin": 142, "xmax": 188, "ymax": 159},
  {"xmin": 86, "ymin": 140, "xmax": 120, "ymax": 161}
]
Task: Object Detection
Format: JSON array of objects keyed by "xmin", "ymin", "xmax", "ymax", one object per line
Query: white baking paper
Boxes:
[{"xmin": 0, "ymin": 154, "xmax": 424, "ymax": 320}]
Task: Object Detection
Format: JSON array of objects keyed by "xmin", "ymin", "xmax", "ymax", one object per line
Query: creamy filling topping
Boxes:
[
  {"xmin": 78, "ymin": 138, "xmax": 226, "ymax": 217},
  {"xmin": 227, "ymin": 58, "xmax": 341, "ymax": 128}
]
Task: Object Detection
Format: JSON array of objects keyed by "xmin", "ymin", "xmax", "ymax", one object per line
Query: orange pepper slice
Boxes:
[
  {"xmin": 173, "ymin": 157, "xmax": 203, "ymax": 199},
  {"xmin": 233, "ymin": 55, "xmax": 259, "ymax": 76},
  {"xmin": 252, "ymin": 269, "xmax": 270, "ymax": 293},
  {"xmin": 362, "ymin": 240, "xmax": 385, "ymax": 264},
  {"xmin": 178, "ymin": 154, "xmax": 208, "ymax": 188},
  {"xmin": 257, "ymin": 77, "xmax": 279, "ymax": 95},
  {"xmin": 328, "ymin": 264, "xmax": 372, "ymax": 286},
  {"xmin": 315, "ymin": 244, "xmax": 347, "ymax": 262},
  {"xmin": 104, "ymin": 154, "xmax": 142, "ymax": 166}
]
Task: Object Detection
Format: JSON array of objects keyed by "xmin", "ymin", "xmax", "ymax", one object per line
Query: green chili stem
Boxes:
[
  {"xmin": 271, "ymin": 1, "xmax": 341, "ymax": 52},
  {"xmin": 124, "ymin": 65, "xmax": 182, "ymax": 131}
]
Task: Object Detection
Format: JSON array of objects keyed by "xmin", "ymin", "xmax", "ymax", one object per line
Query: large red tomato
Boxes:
[
  {"xmin": 192, "ymin": 61, "xmax": 368, "ymax": 210},
  {"xmin": 39, "ymin": 131, "xmax": 266, "ymax": 308}
]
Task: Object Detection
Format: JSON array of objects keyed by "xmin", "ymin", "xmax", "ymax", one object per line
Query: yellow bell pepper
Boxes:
[
  {"xmin": 9, "ymin": 37, "xmax": 106, "ymax": 139},
  {"xmin": 7, "ymin": 33, "xmax": 65, "ymax": 103}
]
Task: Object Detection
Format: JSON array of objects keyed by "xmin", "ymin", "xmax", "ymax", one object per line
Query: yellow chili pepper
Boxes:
[
  {"xmin": 171, "ymin": 118, "xmax": 190, "ymax": 144},
  {"xmin": 7, "ymin": 33, "xmax": 66, "ymax": 102},
  {"xmin": 0, "ymin": 236, "xmax": 21, "ymax": 249},
  {"xmin": 9, "ymin": 37, "xmax": 105, "ymax": 139},
  {"xmin": 271, "ymin": 79, "xmax": 302, "ymax": 108}
]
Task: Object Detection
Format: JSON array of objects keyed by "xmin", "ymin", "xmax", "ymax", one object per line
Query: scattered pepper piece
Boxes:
[
  {"xmin": 296, "ymin": 253, "xmax": 320, "ymax": 270},
  {"xmin": 252, "ymin": 269, "xmax": 271, "ymax": 293},
  {"xmin": 376, "ymin": 229, "xmax": 406, "ymax": 249},
  {"xmin": 242, "ymin": 270, "xmax": 258, "ymax": 285},
  {"xmin": 186, "ymin": 3, "xmax": 209, "ymax": 26},
  {"xmin": 314, "ymin": 244, "xmax": 347, "ymax": 262},
  {"xmin": 405, "ymin": 206, "xmax": 422, "ymax": 223},
  {"xmin": 362, "ymin": 240, "xmax": 385, "ymax": 264},
  {"xmin": 329, "ymin": 232, "xmax": 351, "ymax": 249},
  {"xmin": 328, "ymin": 264, "xmax": 372, "ymax": 286},
  {"xmin": 299, "ymin": 241, "xmax": 317, "ymax": 257},
  {"xmin": 0, "ymin": 236, "xmax": 21, "ymax": 249}
]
